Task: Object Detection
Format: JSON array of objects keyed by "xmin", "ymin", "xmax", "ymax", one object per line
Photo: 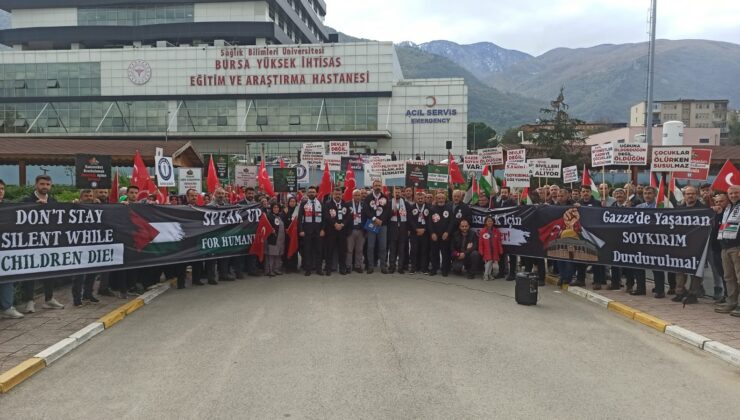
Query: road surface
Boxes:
[{"xmin": 2, "ymin": 273, "xmax": 739, "ymax": 419}]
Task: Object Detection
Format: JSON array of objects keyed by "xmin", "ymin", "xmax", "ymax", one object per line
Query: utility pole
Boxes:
[{"xmin": 645, "ymin": 0, "xmax": 658, "ymax": 145}]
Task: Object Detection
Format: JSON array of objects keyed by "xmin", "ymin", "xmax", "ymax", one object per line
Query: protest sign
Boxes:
[
  {"xmin": 341, "ymin": 156, "xmax": 364, "ymax": 172},
  {"xmin": 234, "ymin": 165, "xmax": 257, "ymax": 188},
  {"xmin": 178, "ymin": 168, "xmax": 203, "ymax": 195},
  {"xmin": 405, "ymin": 162, "xmax": 428, "ymax": 188},
  {"xmin": 673, "ymin": 149, "xmax": 712, "ymax": 181},
  {"xmin": 504, "ymin": 162, "xmax": 531, "ymax": 188},
  {"xmin": 529, "ymin": 158, "xmax": 562, "ymax": 178},
  {"xmin": 507, "ymin": 149, "xmax": 526, "ymax": 163},
  {"xmin": 427, "ymin": 165, "xmax": 449, "ymax": 189},
  {"xmin": 328, "ymin": 141, "xmax": 350, "ymax": 156},
  {"xmin": 203, "ymin": 154, "xmax": 230, "ymax": 180},
  {"xmin": 381, "ymin": 161, "xmax": 406, "ymax": 183},
  {"xmin": 562, "ymin": 165, "xmax": 579, "ymax": 184},
  {"xmin": 155, "ymin": 156, "xmax": 176, "ymax": 188},
  {"xmin": 75, "ymin": 154, "xmax": 112, "ymax": 189},
  {"xmin": 591, "ymin": 144, "xmax": 614, "ymax": 167},
  {"xmin": 479, "ymin": 148, "xmax": 504, "ymax": 166},
  {"xmin": 295, "ymin": 164, "xmax": 310, "ymax": 186},
  {"xmin": 322, "ymin": 154, "xmax": 342, "ymax": 172},
  {"xmin": 613, "ymin": 143, "xmax": 648, "ymax": 166},
  {"xmin": 273, "ymin": 168, "xmax": 298, "ymax": 193},
  {"xmin": 464, "ymin": 154, "xmax": 483, "ymax": 172},
  {"xmin": 301, "ymin": 142, "xmax": 325, "ymax": 166},
  {"xmin": 651, "ymin": 147, "xmax": 692, "ymax": 172}
]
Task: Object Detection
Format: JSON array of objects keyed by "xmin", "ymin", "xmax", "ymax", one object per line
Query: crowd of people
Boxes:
[{"xmin": 1, "ymin": 173, "xmax": 739, "ymax": 320}]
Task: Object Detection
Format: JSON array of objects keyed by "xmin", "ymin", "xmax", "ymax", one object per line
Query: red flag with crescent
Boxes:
[{"xmin": 249, "ymin": 213, "xmax": 275, "ymax": 262}]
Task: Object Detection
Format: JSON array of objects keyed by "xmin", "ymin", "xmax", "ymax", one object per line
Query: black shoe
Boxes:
[
  {"xmin": 429, "ymin": 271, "xmax": 437, "ymax": 276},
  {"xmin": 367, "ymin": 268, "xmax": 374, "ymax": 274},
  {"xmin": 442, "ymin": 272, "xmax": 449, "ymax": 277},
  {"xmin": 398, "ymin": 270, "xmax": 405, "ymax": 275},
  {"xmin": 388, "ymin": 268, "xmax": 396, "ymax": 274},
  {"xmin": 354, "ymin": 267, "xmax": 363, "ymax": 274},
  {"xmin": 630, "ymin": 290, "xmax": 646, "ymax": 296},
  {"xmin": 671, "ymin": 293, "xmax": 686, "ymax": 302},
  {"xmin": 667, "ymin": 288, "xmax": 676, "ymax": 296},
  {"xmin": 494, "ymin": 273, "xmax": 505, "ymax": 279},
  {"xmin": 73, "ymin": 299, "xmax": 83, "ymax": 307},
  {"xmin": 654, "ymin": 293, "xmax": 665, "ymax": 299},
  {"xmin": 325, "ymin": 270, "xmax": 332, "ymax": 276},
  {"xmin": 505, "ymin": 276, "xmax": 515, "ymax": 281},
  {"xmin": 193, "ymin": 279, "xmax": 205, "ymax": 286},
  {"xmin": 381, "ymin": 268, "xmax": 389, "ymax": 274},
  {"xmin": 208, "ymin": 280, "xmax": 218, "ymax": 285},
  {"xmin": 305, "ymin": 271, "xmax": 311, "ymax": 276},
  {"xmin": 683, "ymin": 294, "xmax": 698, "ymax": 305},
  {"xmin": 607, "ymin": 285, "xmax": 621, "ymax": 291},
  {"xmin": 83, "ymin": 296, "xmax": 100, "ymax": 304}
]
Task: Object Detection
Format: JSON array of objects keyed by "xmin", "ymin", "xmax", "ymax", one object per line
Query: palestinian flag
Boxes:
[
  {"xmin": 479, "ymin": 166, "xmax": 496, "ymax": 197},
  {"xmin": 464, "ymin": 175, "xmax": 480, "ymax": 204},
  {"xmin": 582, "ymin": 165, "xmax": 601, "ymax": 200},
  {"xmin": 657, "ymin": 176, "xmax": 672, "ymax": 208},
  {"xmin": 521, "ymin": 187, "xmax": 533, "ymax": 205},
  {"xmin": 131, "ymin": 211, "xmax": 185, "ymax": 252}
]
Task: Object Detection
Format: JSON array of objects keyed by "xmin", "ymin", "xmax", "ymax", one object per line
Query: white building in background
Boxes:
[
  {"xmin": 0, "ymin": 1, "xmax": 467, "ymax": 161},
  {"xmin": 586, "ymin": 126, "xmax": 721, "ymax": 147}
]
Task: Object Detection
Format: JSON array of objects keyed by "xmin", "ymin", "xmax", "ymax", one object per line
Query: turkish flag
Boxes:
[
  {"xmin": 286, "ymin": 216, "xmax": 300, "ymax": 258},
  {"xmin": 109, "ymin": 171, "xmax": 120, "ymax": 204},
  {"xmin": 449, "ymin": 154, "xmax": 465, "ymax": 185},
  {"xmin": 317, "ymin": 162, "xmax": 333, "ymax": 201},
  {"xmin": 249, "ymin": 213, "xmax": 275, "ymax": 262},
  {"xmin": 343, "ymin": 161, "xmax": 356, "ymax": 202},
  {"xmin": 711, "ymin": 160, "xmax": 740, "ymax": 192},
  {"xmin": 132, "ymin": 150, "xmax": 154, "ymax": 192},
  {"xmin": 259, "ymin": 160, "xmax": 275, "ymax": 197},
  {"xmin": 206, "ymin": 156, "xmax": 220, "ymax": 194}
]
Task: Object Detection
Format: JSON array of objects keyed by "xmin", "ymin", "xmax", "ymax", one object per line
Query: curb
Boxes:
[
  {"xmin": 0, "ymin": 283, "xmax": 171, "ymax": 394},
  {"xmin": 550, "ymin": 274, "xmax": 740, "ymax": 369}
]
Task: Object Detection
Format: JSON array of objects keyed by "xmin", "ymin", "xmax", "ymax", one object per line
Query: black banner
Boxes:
[
  {"xmin": 470, "ymin": 205, "xmax": 713, "ymax": 276},
  {"xmin": 0, "ymin": 203, "xmax": 260, "ymax": 283},
  {"xmin": 273, "ymin": 168, "xmax": 298, "ymax": 193},
  {"xmin": 405, "ymin": 163, "xmax": 427, "ymax": 188},
  {"xmin": 204, "ymin": 154, "xmax": 230, "ymax": 180},
  {"xmin": 75, "ymin": 154, "xmax": 112, "ymax": 189}
]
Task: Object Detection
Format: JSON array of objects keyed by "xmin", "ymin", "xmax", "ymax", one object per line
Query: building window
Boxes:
[
  {"xmin": 256, "ymin": 116, "xmax": 269, "ymax": 126},
  {"xmin": 78, "ymin": 4, "xmax": 195, "ymax": 26},
  {"xmin": 699, "ymin": 138, "xmax": 709, "ymax": 144},
  {"xmin": 289, "ymin": 115, "xmax": 301, "ymax": 125}
]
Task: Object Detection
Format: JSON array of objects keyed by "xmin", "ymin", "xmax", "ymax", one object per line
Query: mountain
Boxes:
[
  {"xmin": 417, "ymin": 39, "xmax": 740, "ymax": 123},
  {"xmin": 395, "ymin": 45, "xmax": 546, "ymax": 130},
  {"xmin": 416, "ymin": 40, "xmax": 532, "ymax": 79}
]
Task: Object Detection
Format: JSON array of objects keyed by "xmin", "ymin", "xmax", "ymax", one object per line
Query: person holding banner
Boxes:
[
  {"xmin": 572, "ymin": 185, "xmax": 606, "ymax": 290},
  {"xmin": 671, "ymin": 186, "xmax": 703, "ymax": 304},
  {"xmin": 185, "ymin": 188, "xmax": 208, "ymax": 286},
  {"xmin": 298, "ymin": 186, "xmax": 325, "ymax": 276},
  {"xmin": 387, "ymin": 187, "xmax": 413, "ymax": 274},
  {"xmin": 363, "ymin": 180, "xmax": 391, "ymax": 274},
  {"xmin": 283, "ymin": 195, "xmax": 300, "ymax": 273},
  {"xmin": 323, "ymin": 188, "xmax": 349, "ymax": 275},
  {"xmin": 634, "ymin": 187, "xmax": 668, "ymax": 298},
  {"xmin": 429, "ymin": 192, "xmax": 453, "ymax": 277},
  {"xmin": 0, "ymin": 179, "xmax": 24, "ymax": 319},
  {"xmin": 609, "ymin": 189, "xmax": 634, "ymax": 291}
]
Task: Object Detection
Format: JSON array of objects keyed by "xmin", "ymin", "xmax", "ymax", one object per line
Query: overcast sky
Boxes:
[{"xmin": 325, "ymin": 0, "xmax": 740, "ymax": 56}]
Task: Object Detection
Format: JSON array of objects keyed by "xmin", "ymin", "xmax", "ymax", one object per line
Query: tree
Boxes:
[
  {"xmin": 501, "ymin": 127, "xmax": 523, "ymax": 145},
  {"xmin": 728, "ymin": 112, "xmax": 740, "ymax": 145},
  {"xmin": 467, "ymin": 122, "xmax": 497, "ymax": 150},
  {"xmin": 529, "ymin": 87, "xmax": 586, "ymax": 166}
]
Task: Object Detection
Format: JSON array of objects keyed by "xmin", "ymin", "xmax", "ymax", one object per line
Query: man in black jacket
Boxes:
[
  {"xmin": 409, "ymin": 190, "xmax": 430, "ymax": 274},
  {"xmin": 451, "ymin": 190, "xmax": 472, "ymax": 231},
  {"xmin": 20, "ymin": 175, "xmax": 65, "ymax": 313},
  {"xmin": 323, "ymin": 187, "xmax": 349, "ymax": 275},
  {"xmin": 451, "ymin": 219, "xmax": 482, "ymax": 279},
  {"xmin": 429, "ymin": 192, "xmax": 453, "ymax": 276},
  {"xmin": 298, "ymin": 186, "xmax": 325, "ymax": 276},
  {"xmin": 571, "ymin": 185, "xmax": 606, "ymax": 289},
  {"xmin": 363, "ymin": 180, "xmax": 391, "ymax": 274},
  {"xmin": 387, "ymin": 187, "xmax": 413, "ymax": 274}
]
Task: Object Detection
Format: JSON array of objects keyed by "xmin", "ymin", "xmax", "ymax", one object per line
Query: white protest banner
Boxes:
[
  {"xmin": 406, "ymin": 159, "xmax": 428, "ymax": 166},
  {"xmin": 155, "ymin": 156, "xmax": 176, "ymax": 187},
  {"xmin": 591, "ymin": 144, "xmax": 614, "ymax": 167},
  {"xmin": 507, "ymin": 149, "xmax": 526, "ymax": 163},
  {"xmin": 380, "ymin": 161, "xmax": 407, "ymax": 182},
  {"xmin": 295, "ymin": 164, "xmax": 310, "ymax": 186},
  {"xmin": 301, "ymin": 142, "xmax": 325, "ymax": 166},
  {"xmin": 322, "ymin": 154, "xmax": 342, "ymax": 172},
  {"xmin": 651, "ymin": 147, "xmax": 692, "ymax": 172},
  {"xmin": 530, "ymin": 158, "xmax": 562, "ymax": 178},
  {"xmin": 479, "ymin": 147, "xmax": 504, "ymax": 166},
  {"xmin": 464, "ymin": 153, "xmax": 483, "ymax": 172},
  {"xmin": 234, "ymin": 165, "xmax": 258, "ymax": 188},
  {"xmin": 363, "ymin": 154, "xmax": 391, "ymax": 167},
  {"xmin": 562, "ymin": 165, "xmax": 579, "ymax": 184},
  {"xmin": 613, "ymin": 143, "xmax": 648, "ymax": 166},
  {"xmin": 364, "ymin": 165, "xmax": 382, "ymax": 186},
  {"xmin": 177, "ymin": 168, "xmax": 202, "ymax": 195},
  {"xmin": 504, "ymin": 162, "xmax": 531, "ymax": 188},
  {"xmin": 328, "ymin": 141, "xmax": 350, "ymax": 156}
]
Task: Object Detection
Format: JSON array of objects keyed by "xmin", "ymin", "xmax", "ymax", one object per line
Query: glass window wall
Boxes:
[{"xmin": 78, "ymin": 4, "xmax": 195, "ymax": 26}]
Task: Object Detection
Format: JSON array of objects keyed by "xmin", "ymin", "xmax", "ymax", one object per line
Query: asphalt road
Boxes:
[{"xmin": 2, "ymin": 273, "xmax": 739, "ymax": 419}]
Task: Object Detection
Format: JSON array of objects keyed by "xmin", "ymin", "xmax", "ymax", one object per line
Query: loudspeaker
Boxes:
[{"xmin": 446, "ymin": 141, "xmax": 452, "ymax": 150}]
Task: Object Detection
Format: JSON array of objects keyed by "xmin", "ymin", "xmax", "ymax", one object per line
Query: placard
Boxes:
[
  {"xmin": 507, "ymin": 149, "xmax": 526, "ymax": 163},
  {"xmin": 613, "ymin": 143, "xmax": 648, "ymax": 166},
  {"xmin": 651, "ymin": 147, "xmax": 692, "ymax": 172},
  {"xmin": 364, "ymin": 165, "xmax": 382, "ymax": 186},
  {"xmin": 295, "ymin": 164, "xmax": 310, "ymax": 186},
  {"xmin": 74, "ymin": 154, "xmax": 112, "ymax": 189},
  {"xmin": 301, "ymin": 142, "xmax": 325, "ymax": 166},
  {"xmin": 479, "ymin": 147, "xmax": 504, "ymax": 166},
  {"xmin": 234, "ymin": 165, "xmax": 257, "ymax": 188},
  {"xmin": 328, "ymin": 141, "xmax": 350, "ymax": 156},
  {"xmin": 178, "ymin": 168, "xmax": 202, "ymax": 194},
  {"xmin": 562, "ymin": 166, "xmax": 579, "ymax": 184},
  {"xmin": 405, "ymin": 162, "xmax": 428, "ymax": 188},
  {"xmin": 529, "ymin": 158, "xmax": 562, "ymax": 178},
  {"xmin": 341, "ymin": 156, "xmax": 364, "ymax": 172},
  {"xmin": 464, "ymin": 154, "xmax": 483, "ymax": 172},
  {"xmin": 155, "ymin": 156, "xmax": 176, "ymax": 187},
  {"xmin": 204, "ymin": 154, "xmax": 230, "ymax": 180},
  {"xmin": 504, "ymin": 162, "xmax": 531, "ymax": 188},
  {"xmin": 380, "ymin": 161, "xmax": 406, "ymax": 182},
  {"xmin": 273, "ymin": 168, "xmax": 298, "ymax": 193},
  {"xmin": 322, "ymin": 154, "xmax": 342, "ymax": 172},
  {"xmin": 673, "ymin": 149, "xmax": 712, "ymax": 181},
  {"xmin": 591, "ymin": 144, "xmax": 614, "ymax": 167},
  {"xmin": 427, "ymin": 165, "xmax": 449, "ymax": 189}
]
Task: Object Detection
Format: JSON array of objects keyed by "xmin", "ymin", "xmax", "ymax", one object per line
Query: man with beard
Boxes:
[
  {"xmin": 346, "ymin": 189, "xmax": 366, "ymax": 273},
  {"xmin": 387, "ymin": 187, "xmax": 413, "ymax": 274},
  {"xmin": 298, "ymin": 186, "xmax": 325, "ymax": 276},
  {"xmin": 571, "ymin": 185, "xmax": 606, "ymax": 290},
  {"xmin": 206, "ymin": 188, "xmax": 236, "ymax": 282},
  {"xmin": 409, "ymin": 190, "xmax": 430, "ymax": 275},
  {"xmin": 493, "ymin": 186, "xmax": 517, "ymax": 208},
  {"xmin": 323, "ymin": 187, "xmax": 349, "ymax": 275},
  {"xmin": 185, "ymin": 189, "xmax": 208, "ymax": 286},
  {"xmin": 672, "ymin": 186, "xmax": 704, "ymax": 304},
  {"xmin": 451, "ymin": 219, "xmax": 482, "ymax": 279},
  {"xmin": 363, "ymin": 180, "xmax": 391, "ymax": 274},
  {"xmin": 451, "ymin": 190, "xmax": 472, "ymax": 231},
  {"xmin": 429, "ymin": 192, "xmax": 453, "ymax": 276}
]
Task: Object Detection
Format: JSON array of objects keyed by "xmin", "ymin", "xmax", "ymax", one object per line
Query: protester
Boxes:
[
  {"xmin": 0, "ymin": 178, "xmax": 24, "ymax": 319},
  {"xmin": 283, "ymin": 195, "xmax": 300, "ymax": 273},
  {"xmin": 479, "ymin": 216, "xmax": 504, "ymax": 281},
  {"xmin": 71, "ymin": 189, "xmax": 101, "ymax": 306},
  {"xmin": 324, "ymin": 188, "xmax": 348, "ymax": 275},
  {"xmin": 715, "ymin": 185, "xmax": 740, "ymax": 316},
  {"xmin": 207, "ymin": 188, "xmax": 236, "ymax": 282},
  {"xmin": 364, "ymin": 180, "xmax": 391, "ymax": 274},
  {"xmin": 710, "ymin": 193, "xmax": 728, "ymax": 302},
  {"xmin": 387, "ymin": 187, "xmax": 412, "ymax": 274},
  {"xmin": 346, "ymin": 189, "xmax": 366, "ymax": 273},
  {"xmin": 298, "ymin": 186, "xmax": 324, "ymax": 276},
  {"xmin": 265, "ymin": 201, "xmax": 286, "ymax": 277},
  {"xmin": 452, "ymin": 219, "xmax": 482, "ymax": 279},
  {"xmin": 409, "ymin": 190, "xmax": 430, "ymax": 275},
  {"xmin": 429, "ymin": 192, "xmax": 453, "ymax": 276},
  {"xmin": 572, "ymin": 185, "xmax": 606, "ymax": 290},
  {"xmin": 672, "ymin": 186, "xmax": 703, "ymax": 304}
]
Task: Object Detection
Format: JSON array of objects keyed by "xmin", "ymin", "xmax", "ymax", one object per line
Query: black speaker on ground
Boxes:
[{"xmin": 515, "ymin": 272, "xmax": 539, "ymax": 306}]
